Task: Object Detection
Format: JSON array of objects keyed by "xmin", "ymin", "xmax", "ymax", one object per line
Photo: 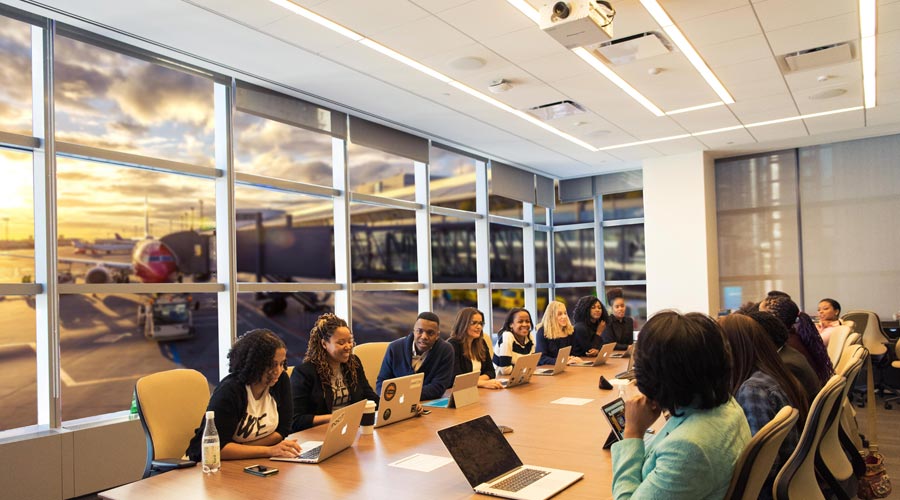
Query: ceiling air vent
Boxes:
[
  {"xmin": 525, "ymin": 100, "xmax": 586, "ymax": 121},
  {"xmin": 782, "ymin": 42, "xmax": 853, "ymax": 72}
]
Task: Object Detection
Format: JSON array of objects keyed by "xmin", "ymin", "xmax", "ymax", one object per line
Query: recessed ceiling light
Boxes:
[{"xmin": 449, "ymin": 56, "xmax": 487, "ymax": 71}]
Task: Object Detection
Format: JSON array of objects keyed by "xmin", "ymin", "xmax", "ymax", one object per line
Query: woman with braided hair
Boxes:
[
  {"xmin": 290, "ymin": 313, "xmax": 379, "ymax": 432},
  {"xmin": 760, "ymin": 295, "xmax": 834, "ymax": 384}
]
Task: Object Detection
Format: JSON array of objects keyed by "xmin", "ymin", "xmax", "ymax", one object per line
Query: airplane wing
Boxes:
[{"xmin": 58, "ymin": 256, "xmax": 132, "ymax": 269}]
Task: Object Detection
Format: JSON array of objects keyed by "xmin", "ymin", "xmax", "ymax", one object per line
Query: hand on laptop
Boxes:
[
  {"xmin": 566, "ymin": 356, "xmax": 583, "ymax": 365},
  {"xmin": 586, "ymin": 348, "xmax": 599, "ymax": 357},
  {"xmin": 269, "ymin": 438, "xmax": 302, "ymax": 458},
  {"xmin": 478, "ymin": 379, "xmax": 505, "ymax": 390}
]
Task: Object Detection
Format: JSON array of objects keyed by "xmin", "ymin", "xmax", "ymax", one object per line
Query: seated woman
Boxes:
[
  {"xmin": 602, "ymin": 288, "xmax": 634, "ymax": 350},
  {"xmin": 746, "ymin": 310, "xmax": 822, "ymax": 405},
  {"xmin": 816, "ymin": 298, "xmax": 843, "ymax": 346},
  {"xmin": 492, "ymin": 307, "xmax": 535, "ymax": 376},
  {"xmin": 571, "ymin": 296, "xmax": 607, "ymax": 357},
  {"xmin": 535, "ymin": 300, "xmax": 581, "ymax": 366},
  {"xmin": 448, "ymin": 307, "xmax": 504, "ymax": 389},
  {"xmin": 186, "ymin": 329, "xmax": 301, "ymax": 461},
  {"xmin": 761, "ymin": 295, "xmax": 834, "ymax": 384},
  {"xmin": 611, "ymin": 311, "xmax": 750, "ymax": 500},
  {"xmin": 720, "ymin": 314, "xmax": 807, "ymax": 500},
  {"xmin": 290, "ymin": 313, "xmax": 378, "ymax": 432}
]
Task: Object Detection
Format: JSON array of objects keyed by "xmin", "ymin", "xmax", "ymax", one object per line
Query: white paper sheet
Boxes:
[
  {"xmin": 551, "ymin": 397, "xmax": 593, "ymax": 406},
  {"xmin": 388, "ymin": 453, "xmax": 455, "ymax": 472}
]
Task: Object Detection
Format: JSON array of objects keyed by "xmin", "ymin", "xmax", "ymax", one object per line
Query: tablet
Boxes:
[{"xmin": 601, "ymin": 397, "xmax": 627, "ymax": 442}]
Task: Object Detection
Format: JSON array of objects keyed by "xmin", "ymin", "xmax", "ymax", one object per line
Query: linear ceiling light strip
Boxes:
[
  {"xmin": 271, "ymin": 0, "xmax": 597, "ymax": 151},
  {"xmin": 572, "ymin": 47, "xmax": 665, "ymax": 116},
  {"xmin": 639, "ymin": 0, "xmax": 734, "ymax": 104},
  {"xmin": 859, "ymin": 0, "xmax": 876, "ymax": 108}
]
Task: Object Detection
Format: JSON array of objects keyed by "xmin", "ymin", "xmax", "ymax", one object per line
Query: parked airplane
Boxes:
[{"xmin": 72, "ymin": 233, "xmax": 139, "ymax": 255}]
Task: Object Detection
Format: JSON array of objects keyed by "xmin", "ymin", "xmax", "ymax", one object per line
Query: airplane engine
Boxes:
[{"xmin": 85, "ymin": 266, "xmax": 112, "ymax": 284}]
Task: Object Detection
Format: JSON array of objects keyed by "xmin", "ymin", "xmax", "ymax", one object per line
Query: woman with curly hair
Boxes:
[
  {"xmin": 291, "ymin": 313, "xmax": 378, "ymax": 432},
  {"xmin": 448, "ymin": 307, "xmax": 504, "ymax": 389},
  {"xmin": 571, "ymin": 295, "xmax": 607, "ymax": 357},
  {"xmin": 186, "ymin": 329, "xmax": 300, "ymax": 461},
  {"xmin": 760, "ymin": 295, "xmax": 833, "ymax": 384}
]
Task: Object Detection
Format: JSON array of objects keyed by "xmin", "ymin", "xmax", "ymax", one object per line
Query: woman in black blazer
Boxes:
[
  {"xmin": 290, "ymin": 313, "xmax": 378, "ymax": 432},
  {"xmin": 448, "ymin": 307, "xmax": 503, "ymax": 389}
]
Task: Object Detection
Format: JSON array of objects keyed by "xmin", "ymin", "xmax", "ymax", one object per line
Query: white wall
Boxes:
[{"xmin": 643, "ymin": 151, "xmax": 719, "ymax": 316}]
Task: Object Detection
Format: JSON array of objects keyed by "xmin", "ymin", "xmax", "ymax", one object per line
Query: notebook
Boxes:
[
  {"xmin": 374, "ymin": 372, "xmax": 424, "ymax": 428},
  {"xmin": 270, "ymin": 399, "xmax": 365, "ymax": 464},
  {"xmin": 534, "ymin": 346, "xmax": 572, "ymax": 375},
  {"xmin": 571, "ymin": 343, "xmax": 616, "ymax": 367},
  {"xmin": 422, "ymin": 371, "xmax": 480, "ymax": 409},
  {"xmin": 438, "ymin": 415, "xmax": 583, "ymax": 500},
  {"xmin": 499, "ymin": 353, "xmax": 540, "ymax": 388}
]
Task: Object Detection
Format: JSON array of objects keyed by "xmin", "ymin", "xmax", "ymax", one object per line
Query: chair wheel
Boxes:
[{"xmin": 886, "ymin": 404, "xmax": 893, "ymax": 410}]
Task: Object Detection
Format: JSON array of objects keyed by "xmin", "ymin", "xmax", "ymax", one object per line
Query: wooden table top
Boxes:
[{"xmin": 102, "ymin": 358, "xmax": 633, "ymax": 499}]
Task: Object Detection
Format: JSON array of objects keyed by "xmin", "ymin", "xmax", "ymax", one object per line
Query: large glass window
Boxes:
[
  {"xmin": 0, "ymin": 303, "xmax": 36, "ymax": 431},
  {"xmin": 554, "ymin": 229, "xmax": 596, "ymax": 283},
  {"xmin": 431, "ymin": 215, "xmax": 476, "ymax": 283},
  {"xmin": 351, "ymin": 290, "xmax": 420, "ymax": 343},
  {"xmin": 432, "ymin": 288, "xmax": 479, "ymax": 329},
  {"xmin": 0, "ymin": 16, "xmax": 32, "ymax": 135},
  {"xmin": 489, "ymin": 224, "xmax": 523, "ymax": 282},
  {"xmin": 234, "ymin": 111, "xmax": 334, "ymax": 187},
  {"xmin": 602, "ymin": 191, "xmax": 644, "ymax": 220},
  {"xmin": 60, "ymin": 292, "xmax": 218, "ymax": 422},
  {"xmin": 554, "ymin": 198, "xmax": 594, "ymax": 225},
  {"xmin": 235, "ymin": 184, "xmax": 335, "ymax": 283},
  {"xmin": 350, "ymin": 204, "xmax": 417, "ymax": 282},
  {"xmin": 54, "ymin": 35, "xmax": 214, "ymax": 165},
  {"xmin": 535, "ymin": 231, "xmax": 549, "ymax": 283},
  {"xmin": 348, "ymin": 143, "xmax": 415, "ymax": 201},
  {"xmin": 604, "ymin": 284, "xmax": 648, "ymax": 328},
  {"xmin": 489, "ymin": 194, "xmax": 523, "ymax": 219},
  {"xmin": 0, "ymin": 148, "xmax": 34, "ymax": 282},
  {"xmin": 554, "ymin": 286, "xmax": 598, "ymax": 314},
  {"xmin": 603, "ymin": 225, "xmax": 646, "ymax": 281},
  {"xmin": 429, "ymin": 146, "xmax": 476, "ymax": 212},
  {"xmin": 236, "ymin": 292, "xmax": 332, "ymax": 366}
]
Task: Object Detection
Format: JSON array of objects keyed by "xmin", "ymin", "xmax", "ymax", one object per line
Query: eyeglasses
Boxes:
[
  {"xmin": 469, "ymin": 320, "xmax": 485, "ymax": 326},
  {"xmin": 413, "ymin": 328, "xmax": 439, "ymax": 338}
]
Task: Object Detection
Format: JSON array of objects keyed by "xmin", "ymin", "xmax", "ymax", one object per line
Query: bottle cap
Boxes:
[{"xmin": 206, "ymin": 410, "xmax": 215, "ymax": 419}]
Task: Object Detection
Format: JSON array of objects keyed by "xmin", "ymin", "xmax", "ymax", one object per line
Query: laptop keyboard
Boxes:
[
  {"xmin": 490, "ymin": 468, "xmax": 550, "ymax": 492},
  {"xmin": 298, "ymin": 445, "xmax": 322, "ymax": 460}
]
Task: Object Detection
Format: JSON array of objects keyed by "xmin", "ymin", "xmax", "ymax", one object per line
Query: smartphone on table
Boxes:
[{"xmin": 244, "ymin": 464, "xmax": 279, "ymax": 477}]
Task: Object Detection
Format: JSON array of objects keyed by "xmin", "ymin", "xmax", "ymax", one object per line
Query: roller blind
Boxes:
[
  {"xmin": 235, "ymin": 82, "xmax": 346, "ymax": 138},
  {"xmin": 348, "ymin": 116, "xmax": 428, "ymax": 163},
  {"xmin": 491, "ymin": 161, "xmax": 535, "ymax": 204}
]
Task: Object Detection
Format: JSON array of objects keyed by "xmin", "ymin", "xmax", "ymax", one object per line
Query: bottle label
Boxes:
[{"xmin": 202, "ymin": 444, "xmax": 219, "ymax": 466}]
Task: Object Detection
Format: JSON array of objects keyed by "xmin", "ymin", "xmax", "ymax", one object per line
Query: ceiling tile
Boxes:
[
  {"xmin": 752, "ymin": 0, "xmax": 856, "ymax": 32},
  {"xmin": 765, "ymin": 13, "xmax": 859, "ymax": 55},
  {"xmin": 437, "ymin": 0, "xmax": 536, "ymax": 40},
  {"xmin": 745, "ymin": 120, "xmax": 808, "ymax": 142},
  {"xmin": 262, "ymin": 13, "xmax": 357, "ymax": 54},
  {"xmin": 702, "ymin": 34, "xmax": 774, "ymax": 68},
  {"xmin": 313, "ymin": 0, "xmax": 431, "ymax": 34},
  {"xmin": 879, "ymin": 1, "xmax": 900, "ymax": 32},
  {"xmin": 482, "ymin": 27, "xmax": 572, "ymax": 65},
  {"xmin": 677, "ymin": 5, "xmax": 763, "ymax": 47},
  {"xmin": 728, "ymin": 93, "xmax": 800, "ymax": 123},
  {"xmin": 184, "ymin": 0, "xmax": 289, "ymax": 28},
  {"xmin": 803, "ymin": 108, "xmax": 865, "ymax": 134},
  {"xmin": 661, "ymin": 0, "xmax": 750, "ymax": 23},
  {"xmin": 694, "ymin": 127, "xmax": 757, "ymax": 149},
  {"xmin": 668, "ymin": 105, "xmax": 743, "ymax": 132},
  {"xmin": 408, "ymin": 0, "xmax": 474, "ymax": 14},
  {"xmin": 367, "ymin": 16, "xmax": 475, "ymax": 62},
  {"xmin": 649, "ymin": 136, "xmax": 706, "ymax": 155},
  {"xmin": 865, "ymin": 101, "xmax": 900, "ymax": 126}
]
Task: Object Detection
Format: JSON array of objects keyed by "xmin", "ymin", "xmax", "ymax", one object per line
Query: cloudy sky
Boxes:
[{"xmin": 0, "ymin": 17, "xmax": 479, "ymax": 241}]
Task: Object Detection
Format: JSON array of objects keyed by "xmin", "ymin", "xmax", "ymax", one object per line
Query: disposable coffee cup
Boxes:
[{"xmin": 360, "ymin": 400, "xmax": 376, "ymax": 434}]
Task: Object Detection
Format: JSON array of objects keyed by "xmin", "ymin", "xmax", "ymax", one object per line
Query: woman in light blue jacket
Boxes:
[{"xmin": 611, "ymin": 311, "xmax": 750, "ymax": 500}]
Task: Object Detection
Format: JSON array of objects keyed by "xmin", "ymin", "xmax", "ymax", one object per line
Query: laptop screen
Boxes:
[{"xmin": 438, "ymin": 415, "xmax": 523, "ymax": 487}]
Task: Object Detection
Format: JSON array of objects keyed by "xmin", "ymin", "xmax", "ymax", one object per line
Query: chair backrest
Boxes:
[
  {"xmin": 135, "ymin": 369, "xmax": 210, "ymax": 477},
  {"xmin": 352, "ymin": 341, "xmax": 390, "ymax": 390},
  {"xmin": 484, "ymin": 331, "xmax": 494, "ymax": 359},
  {"xmin": 841, "ymin": 311, "xmax": 888, "ymax": 356},
  {"xmin": 835, "ymin": 340, "xmax": 863, "ymax": 374},
  {"xmin": 773, "ymin": 375, "xmax": 846, "ymax": 500},
  {"xmin": 826, "ymin": 325, "xmax": 852, "ymax": 367},
  {"xmin": 725, "ymin": 406, "xmax": 800, "ymax": 500},
  {"xmin": 819, "ymin": 348, "xmax": 867, "ymax": 483},
  {"xmin": 841, "ymin": 320, "xmax": 855, "ymax": 333}
]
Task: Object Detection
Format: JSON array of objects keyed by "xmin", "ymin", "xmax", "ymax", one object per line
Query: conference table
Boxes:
[{"xmin": 102, "ymin": 357, "xmax": 636, "ymax": 499}]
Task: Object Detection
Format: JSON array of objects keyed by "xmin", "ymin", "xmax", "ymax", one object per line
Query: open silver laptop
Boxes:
[
  {"xmin": 610, "ymin": 344, "xmax": 634, "ymax": 358},
  {"xmin": 499, "ymin": 353, "xmax": 540, "ymax": 388},
  {"xmin": 422, "ymin": 371, "xmax": 480, "ymax": 409},
  {"xmin": 374, "ymin": 372, "xmax": 424, "ymax": 428},
  {"xmin": 534, "ymin": 346, "xmax": 571, "ymax": 375},
  {"xmin": 438, "ymin": 415, "xmax": 583, "ymax": 500},
  {"xmin": 615, "ymin": 345, "xmax": 637, "ymax": 380},
  {"xmin": 572, "ymin": 342, "xmax": 616, "ymax": 367},
  {"xmin": 271, "ymin": 399, "xmax": 365, "ymax": 464}
]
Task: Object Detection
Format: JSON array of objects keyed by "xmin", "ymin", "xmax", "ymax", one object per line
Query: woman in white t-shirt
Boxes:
[{"xmin": 186, "ymin": 329, "xmax": 301, "ymax": 461}]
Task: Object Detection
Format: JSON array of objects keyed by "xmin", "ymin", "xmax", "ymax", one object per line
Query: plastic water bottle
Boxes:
[{"xmin": 201, "ymin": 411, "xmax": 220, "ymax": 474}]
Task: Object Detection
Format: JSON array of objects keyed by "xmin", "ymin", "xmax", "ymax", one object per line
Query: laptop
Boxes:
[
  {"xmin": 422, "ymin": 371, "xmax": 480, "ymax": 409},
  {"xmin": 374, "ymin": 372, "xmax": 424, "ymax": 428},
  {"xmin": 499, "ymin": 353, "xmax": 540, "ymax": 388},
  {"xmin": 610, "ymin": 344, "xmax": 634, "ymax": 358},
  {"xmin": 572, "ymin": 343, "xmax": 616, "ymax": 367},
  {"xmin": 534, "ymin": 346, "xmax": 572, "ymax": 376},
  {"xmin": 271, "ymin": 399, "xmax": 365, "ymax": 464},
  {"xmin": 438, "ymin": 415, "xmax": 583, "ymax": 500},
  {"xmin": 615, "ymin": 347, "xmax": 637, "ymax": 380}
]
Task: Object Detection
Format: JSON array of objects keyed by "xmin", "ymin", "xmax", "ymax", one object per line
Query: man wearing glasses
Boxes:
[{"xmin": 376, "ymin": 312, "xmax": 454, "ymax": 401}]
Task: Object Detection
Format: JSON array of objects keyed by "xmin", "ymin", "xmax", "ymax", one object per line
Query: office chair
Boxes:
[
  {"xmin": 826, "ymin": 325, "xmax": 852, "ymax": 368},
  {"xmin": 817, "ymin": 346, "xmax": 867, "ymax": 499},
  {"xmin": 352, "ymin": 341, "xmax": 390, "ymax": 390},
  {"xmin": 773, "ymin": 375, "xmax": 846, "ymax": 500},
  {"xmin": 841, "ymin": 311, "xmax": 890, "ymax": 406},
  {"xmin": 135, "ymin": 369, "xmax": 211, "ymax": 478},
  {"xmin": 883, "ymin": 339, "xmax": 900, "ymax": 409},
  {"xmin": 724, "ymin": 406, "xmax": 799, "ymax": 500}
]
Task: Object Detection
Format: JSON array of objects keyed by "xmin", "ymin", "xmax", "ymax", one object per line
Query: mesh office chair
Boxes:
[
  {"xmin": 352, "ymin": 341, "xmax": 390, "ymax": 390},
  {"xmin": 826, "ymin": 325, "xmax": 852, "ymax": 367},
  {"xmin": 725, "ymin": 406, "xmax": 800, "ymax": 500},
  {"xmin": 773, "ymin": 375, "xmax": 846, "ymax": 500},
  {"xmin": 135, "ymin": 369, "xmax": 211, "ymax": 478}
]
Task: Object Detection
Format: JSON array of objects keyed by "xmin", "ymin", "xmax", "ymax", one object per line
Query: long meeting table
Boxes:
[{"xmin": 101, "ymin": 356, "xmax": 635, "ymax": 499}]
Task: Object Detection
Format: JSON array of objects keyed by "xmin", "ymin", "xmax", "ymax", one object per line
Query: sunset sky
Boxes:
[{"xmin": 0, "ymin": 16, "xmax": 477, "ymax": 241}]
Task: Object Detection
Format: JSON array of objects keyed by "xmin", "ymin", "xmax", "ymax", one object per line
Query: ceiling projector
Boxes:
[{"xmin": 539, "ymin": 1, "xmax": 615, "ymax": 49}]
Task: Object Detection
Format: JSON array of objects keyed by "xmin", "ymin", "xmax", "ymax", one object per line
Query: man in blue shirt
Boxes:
[{"xmin": 376, "ymin": 311, "xmax": 454, "ymax": 401}]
